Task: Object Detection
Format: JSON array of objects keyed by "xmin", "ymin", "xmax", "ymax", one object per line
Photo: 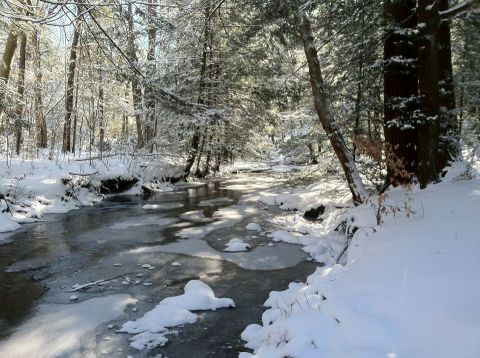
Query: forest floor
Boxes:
[{"xmin": 0, "ymin": 156, "xmax": 479, "ymax": 358}]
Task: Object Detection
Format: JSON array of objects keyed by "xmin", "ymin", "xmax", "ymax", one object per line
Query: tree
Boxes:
[
  {"xmin": 14, "ymin": 32, "xmax": 26, "ymax": 155},
  {"xmin": 416, "ymin": 0, "xmax": 441, "ymax": 187},
  {"xmin": 124, "ymin": 2, "xmax": 145, "ymax": 149},
  {"xmin": 33, "ymin": 28, "xmax": 47, "ymax": 149},
  {"xmin": 63, "ymin": 2, "xmax": 81, "ymax": 153},
  {"xmin": 383, "ymin": 0, "xmax": 419, "ymax": 186},
  {"xmin": 0, "ymin": 31, "xmax": 18, "ymax": 117},
  {"xmin": 296, "ymin": 10, "xmax": 367, "ymax": 203}
]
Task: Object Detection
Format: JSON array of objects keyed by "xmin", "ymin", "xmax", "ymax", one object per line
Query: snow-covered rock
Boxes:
[
  {"xmin": 245, "ymin": 222, "xmax": 261, "ymax": 231},
  {"xmin": 224, "ymin": 238, "xmax": 251, "ymax": 252},
  {"xmin": 119, "ymin": 280, "xmax": 234, "ymax": 350}
]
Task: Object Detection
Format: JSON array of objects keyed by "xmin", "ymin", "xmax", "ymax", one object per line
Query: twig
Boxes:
[{"xmin": 68, "ymin": 271, "xmax": 139, "ymax": 292}]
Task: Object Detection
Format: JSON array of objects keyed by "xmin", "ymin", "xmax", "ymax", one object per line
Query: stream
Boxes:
[{"xmin": 0, "ymin": 173, "xmax": 317, "ymax": 358}]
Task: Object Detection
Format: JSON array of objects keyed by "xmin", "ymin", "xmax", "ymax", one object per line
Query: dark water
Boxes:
[{"xmin": 0, "ymin": 175, "xmax": 317, "ymax": 357}]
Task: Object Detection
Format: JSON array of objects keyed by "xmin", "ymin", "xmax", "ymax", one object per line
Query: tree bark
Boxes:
[
  {"xmin": 33, "ymin": 30, "xmax": 47, "ymax": 149},
  {"xmin": 0, "ymin": 31, "xmax": 18, "ymax": 117},
  {"xmin": 63, "ymin": 3, "xmax": 81, "ymax": 153},
  {"xmin": 383, "ymin": 0, "xmax": 419, "ymax": 185},
  {"xmin": 416, "ymin": 0, "xmax": 441, "ymax": 187},
  {"xmin": 98, "ymin": 83, "xmax": 105, "ymax": 158},
  {"xmin": 15, "ymin": 34, "xmax": 27, "ymax": 156},
  {"xmin": 296, "ymin": 11, "xmax": 367, "ymax": 204},
  {"xmin": 436, "ymin": 0, "xmax": 459, "ymax": 171},
  {"xmin": 183, "ymin": 1, "xmax": 211, "ymax": 178},
  {"xmin": 125, "ymin": 3, "xmax": 145, "ymax": 149},
  {"xmin": 144, "ymin": 0, "xmax": 157, "ymax": 151},
  {"xmin": 72, "ymin": 81, "xmax": 80, "ymax": 153}
]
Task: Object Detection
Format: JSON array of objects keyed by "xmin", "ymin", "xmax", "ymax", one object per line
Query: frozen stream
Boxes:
[{"xmin": 0, "ymin": 173, "xmax": 317, "ymax": 357}]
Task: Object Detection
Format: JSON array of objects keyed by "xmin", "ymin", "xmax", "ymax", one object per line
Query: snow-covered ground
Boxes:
[
  {"xmin": 0, "ymin": 155, "xmax": 182, "ymax": 236},
  {"xmin": 241, "ymin": 160, "xmax": 480, "ymax": 358},
  {"xmin": 3, "ymin": 156, "xmax": 480, "ymax": 357}
]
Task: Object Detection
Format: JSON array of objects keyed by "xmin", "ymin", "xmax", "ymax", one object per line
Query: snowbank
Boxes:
[
  {"xmin": 241, "ymin": 162, "xmax": 480, "ymax": 358},
  {"xmin": 119, "ymin": 280, "xmax": 234, "ymax": 350},
  {"xmin": 0, "ymin": 155, "xmax": 183, "ymax": 236}
]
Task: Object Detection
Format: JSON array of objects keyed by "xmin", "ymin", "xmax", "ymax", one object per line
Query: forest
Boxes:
[
  {"xmin": 0, "ymin": 0, "xmax": 478, "ymax": 193},
  {"xmin": 0, "ymin": 1, "xmax": 479, "ymax": 358}
]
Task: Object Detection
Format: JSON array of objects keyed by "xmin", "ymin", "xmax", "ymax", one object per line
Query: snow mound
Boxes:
[
  {"xmin": 224, "ymin": 238, "xmax": 250, "ymax": 252},
  {"xmin": 245, "ymin": 222, "xmax": 261, "ymax": 231},
  {"xmin": 119, "ymin": 280, "xmax": 234, "ymax": 350}
]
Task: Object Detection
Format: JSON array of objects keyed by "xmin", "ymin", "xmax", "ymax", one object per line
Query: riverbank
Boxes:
[
  {"xmin": 240, "ymin": 160, "xmax": 480, "ymax": 358},
  {"xmin": 0, "ymin": 155, "xmax": 183, "ymax": 238}
]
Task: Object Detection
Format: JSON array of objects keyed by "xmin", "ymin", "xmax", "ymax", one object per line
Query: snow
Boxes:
[
  {"xmin": 241, "ymin": 162, "xmax": 480, "ymax": 358},
  {"xmin": 0, "ymin": 155, "xmax": 186, "ymax": 236},
  {"xmin": 119, "ymin": 280, "xmax": 234, "ymax": 350},
  {"xmin": 0, "ymin": 294, "xmax": 136, "ymax": 358},
  {"xmin": 245, "ymin": 222, "xmax": 261, "ymax": 231},
  {"xmin": 0, "ymin": 214, "xmax": 21, "ymax": 233},
  {"xmin": 224, "ymin": 238, "xmax": 251, "ymax": 252}
]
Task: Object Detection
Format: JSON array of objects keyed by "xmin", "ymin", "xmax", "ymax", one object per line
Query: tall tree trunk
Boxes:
[
  {"xmin": 352, "ymin": 58, "xmax": 363, "ymax": 161},
  {"xmin": 72, "ymin": 81, "xmax": 80, "ymax": 154},
  {"xmin": 33, "ymin": 30, "xmax": 47, "ymax": 149},
  {"xmin": 184, "ymin": 1, "xmax": 211, "ymax": 178},
  {"xmin": 436, "ymin": 0, "xmax": 459, "ymax": 171},
  {"xmin": 296, "ymin": 11, "xmax": 367, "ymax": 204},
  {"xmin": 98, "ymin": 84, "xmax": 105, "ymax": 159},
  {"xmin": 63, "ymin": 4, "xmax": 81, "ymax": 153},
  {"xmin": 144, "ymin": 0, "xmax": 157, "ymax": 151},
  {"xmin": 383, "ymin": 0, "xmax": 419, "ymax": 185},
  {"xmin": 15, "ymin": 34, "xmax": 27, "ymax": 156},
  {"xmin": 194, "ymin": 131, "xmax": 206, "ymax": 177},
  {"xmin": 416, "ymin": 0, "xmax": 441, "ymax": 187},
  {"xmin": 0, "ymin": 31, "xmax": 18, "ymax": 117},
  {"xmin": 125, "ymin": 3, "xmax": 145, "ymax": 148}
]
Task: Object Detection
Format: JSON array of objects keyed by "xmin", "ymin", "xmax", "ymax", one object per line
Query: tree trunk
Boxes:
[
  {"xmin": 436, "ymin": 0, "xmax": 459, "ymax": 171},
  {"xmin": 416, "ymin": 0, "xmax": 441, "ymax": 187},
  {"xmin": 63, "ymin": 3, "xmax": 81, "ymax": 153},
  {"xmin": 296, "ymin": 11, "xmax": 367, "ymax": 204},
  {"xmin": 72, "ymin": 80, "xmax": 80, "ymax": 153},
  {"xmin": 98, "ymin": 84, "xmax": 105, "ymax": 159},
  {"xmin": 33, "ymin": 30, "xmax": 47, "ymax": 149},
  {"xmin": 125, "ymin": 3, "xmax": 145, "ymax": 149},
  {"xmin": 15, "ymin": 34, "xmax": 27, "ymax": 156},
  {"xmin": 383, "ymin": 0, "xmax": 419, "ymax": 186},
  {"xmin": 0, "ymin": 31, "xmax": 18, "ymax": 117},
  {"xmin": 183, "ymin": 1, "xmax": 211, "ymax": 178},
  {"xmin": 144, "ymin": 0, "xmax": 157, "ymax": 151}
]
